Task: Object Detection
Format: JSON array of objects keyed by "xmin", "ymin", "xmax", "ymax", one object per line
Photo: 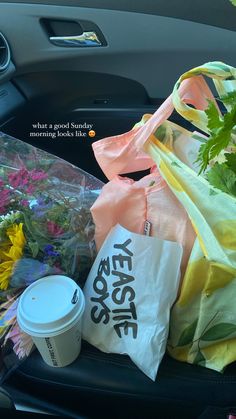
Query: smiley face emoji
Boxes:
[{"xmin": 88, "ymin": 130, "xmax": 96, "ymax": 138}]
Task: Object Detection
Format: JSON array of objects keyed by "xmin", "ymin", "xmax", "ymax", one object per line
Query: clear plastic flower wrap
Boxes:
[{"xmin": 0, "ymin": 132, "xmax": 104, "ymax": 382}]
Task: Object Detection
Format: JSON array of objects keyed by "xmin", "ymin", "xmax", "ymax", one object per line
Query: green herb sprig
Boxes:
[{"xmin": 196, "ymin": 91, "xmax": 236, "ymax": 197}]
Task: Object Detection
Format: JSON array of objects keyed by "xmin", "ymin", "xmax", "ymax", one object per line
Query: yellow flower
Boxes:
[{"xmin": 0, "ymin": 223, "xmax": 26, "ymax": 290}]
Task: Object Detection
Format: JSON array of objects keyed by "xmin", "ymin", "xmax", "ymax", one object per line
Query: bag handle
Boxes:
[
  {"xmin": 93, "ymin": 74, "xmax": 217, "ymax": 180},
  {"xmin": 172, "ymin": 61, "xmax": 236, "ymax": 133}
]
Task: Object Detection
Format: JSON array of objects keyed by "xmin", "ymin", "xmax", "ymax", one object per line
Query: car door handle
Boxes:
[{"xmin": 49, "ymin": 31, "xmax": 102, "ymax": 47}]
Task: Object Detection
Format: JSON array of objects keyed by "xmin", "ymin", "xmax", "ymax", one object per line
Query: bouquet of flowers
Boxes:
[{"xmin": 0, "ymin": 132, "xmax": 103, "ymax": 377}]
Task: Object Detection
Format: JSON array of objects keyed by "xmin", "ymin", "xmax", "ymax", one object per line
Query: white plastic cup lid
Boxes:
[{"xmin": 17, "ymin": 275, "xmax": 85, "ymax": 337}]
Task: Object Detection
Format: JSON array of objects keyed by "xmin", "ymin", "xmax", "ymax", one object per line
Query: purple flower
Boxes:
[
  {"xmin": 44, "ymin": 244, "xmax": 60, "ymax": 258},
  {"xmin": 31, "ymin": 198, "xmax": 52, "ymax": 217}
]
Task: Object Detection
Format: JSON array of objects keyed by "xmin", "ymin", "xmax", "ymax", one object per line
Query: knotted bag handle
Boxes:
[
  {"xmin": 172, "ymin": 61, "xmax": 236, "ymax": 133},
  {"xmin": 93, "ymin": 62, "xmax": 227, "ymax": 180}
]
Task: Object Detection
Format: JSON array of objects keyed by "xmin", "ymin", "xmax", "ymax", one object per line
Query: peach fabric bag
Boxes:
[{"xmin": 91, "ymin": 75, "xmax": 218, "ymax": 278}]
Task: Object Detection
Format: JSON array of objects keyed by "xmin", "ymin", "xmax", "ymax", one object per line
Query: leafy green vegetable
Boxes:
[
  {"xmin": 197, "ymin": 100, "xmax": 236, "ymax": 173},
  {"xmin": 219, "ymin": 91, "xmax": 236, "ymax": 107},
  {"xmin": 195, "ymin": 88, "xmax": 236, "ymax": 192},
  {"xmin": 225, "ymin": 153, "xmax": 236, "ymax": 174},
  {"xmin": 206, "ymin": 151, "xmax": 236, "ymax": 197},
  {"xmin": 207, "ymin": 163, "xmax": 236, "ymax": 197},
  {"xmin": 206, "ymin": 100, "xmax": 222, "ymax": 133}
]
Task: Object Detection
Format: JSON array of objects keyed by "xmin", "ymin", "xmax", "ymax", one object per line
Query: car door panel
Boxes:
[{"xmin": 0, "ymin": 2, "xmax": 235, "ymax": 99}]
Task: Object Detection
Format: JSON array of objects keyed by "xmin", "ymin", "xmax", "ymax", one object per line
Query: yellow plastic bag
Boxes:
[{"xmin": 143, "ymin": 62, "xmax": 236, "ymax": 372}]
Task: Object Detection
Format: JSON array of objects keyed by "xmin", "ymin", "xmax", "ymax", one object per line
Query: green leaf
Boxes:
[
  {"xmin": 22, "ymin": 212, "xmax": 47, "ymax": 241},
  {"xmin": 225, "ymin": 153, "xmax": 236, "ymax": 174},
  {"xmin": 196, "ymin": 94, "xmax": 236, "ymax": 173},
  {"xmin": 207, "ymin": 163, "xmax": 236, "ymax": 197},
  {"xmin": 229, "ymin": 0, "xmax": 236, "ymax": 6},
  {"xmin": 208, "ymin": 129, "xmax": 231, "ymax": 161},
  {"xmin": 201, "ymin": 323, "xmax": 236, "ymax": 341},
  {"xmin": 28, "ymin": 241, "xmax": 39, "ymax": 258},
  {"xmin": 193, "ymin": 351, "xmax": 206, "ymax": 366},
  {"xmin": 177, "ymin": 319, "xmax": 198, "ymax": 346},
  {"xmin": 219, "ymin": 91, "xmax": 236, "ymax": 107},
  {"xmin": 206, "ymin": 100, "xmax": 222, "ymax": 134},
  {"xmin": 207, "ymin": 106, "xmax": 236, "ymax": 162}
]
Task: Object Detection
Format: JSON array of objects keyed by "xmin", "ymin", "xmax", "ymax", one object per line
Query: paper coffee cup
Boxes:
[{"xmin": 17, "ymin": 275, "xmax": 85, "ymax": 367}]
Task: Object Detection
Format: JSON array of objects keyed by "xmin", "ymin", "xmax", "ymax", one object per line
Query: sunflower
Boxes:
[{"xmin": 0, "ymin": 223, "xmax": 26, "ymax": 290}]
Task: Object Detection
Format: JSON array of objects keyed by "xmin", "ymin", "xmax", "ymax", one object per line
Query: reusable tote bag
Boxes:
[
  {"xmin": 91, "ymin": 68, "xmax": 222, "ymax": 281},
  {"xmin": 134, "ymin": 61, "xmax": 236, "ymax": 372}
]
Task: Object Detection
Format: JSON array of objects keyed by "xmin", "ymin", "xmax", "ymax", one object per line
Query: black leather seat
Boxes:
[
  {"xmin": 0, "ymin": 386, "xmax": 14, "ymax": 410},
  {"xmin": 4, "ymin": 341, "xmax": 236, "ymax": 419}
]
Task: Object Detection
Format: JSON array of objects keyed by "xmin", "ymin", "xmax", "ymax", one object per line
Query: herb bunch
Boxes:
[{"xmin": 196, "ymin": 91, "xmax": 236, "ymax": 197}]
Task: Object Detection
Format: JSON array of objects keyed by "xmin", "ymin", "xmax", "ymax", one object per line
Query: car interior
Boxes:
[{"xmin": 0, "ymin": 1, "xmax": 236, "ymax": 418}]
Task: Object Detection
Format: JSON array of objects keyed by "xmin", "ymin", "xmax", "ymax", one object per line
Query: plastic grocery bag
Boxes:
[
  {"xmin": 82, "ymin": 224, "xmax": 183, "ymax": 380},
  {"xmin": 154, "ymin": 63, "xmax": 236, "ymax": 372},
  {"xmin": 91, "ymin": 69, "xmax": 221, "ymax": 283}
]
